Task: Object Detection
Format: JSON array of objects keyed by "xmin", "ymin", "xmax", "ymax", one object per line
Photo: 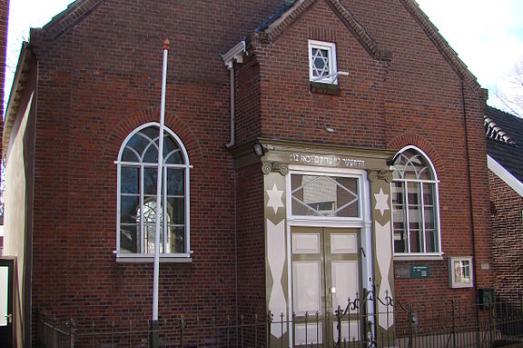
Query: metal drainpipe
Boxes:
[
  {"xmin": 461, "ymin": 80, "xmax": 479, "ymax": 288},
  {"xmin": 226, "ymin": 64, "xmax": 235, "ymax": 148},
  {"xmin": 224, "ymin": 60, "xmax": 239, "ymax": 322}
]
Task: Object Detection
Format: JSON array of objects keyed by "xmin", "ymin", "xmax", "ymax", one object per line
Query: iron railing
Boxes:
[{"xmin": 36, "ymin": 293, "xmax": 523, "ymax": 348}]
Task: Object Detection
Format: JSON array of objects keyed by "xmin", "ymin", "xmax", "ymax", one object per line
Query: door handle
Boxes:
[{"xmin": 5, "ymin": 314, "xmax": 12, "ymax": 324}]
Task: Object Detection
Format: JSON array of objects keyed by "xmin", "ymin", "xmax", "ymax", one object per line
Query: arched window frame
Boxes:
[
  {"xmin": 390, "ymin": 145, "xmax": 442, "ymax": 257},
  {"xmin": 115, "ymin": 122, "xmax": 191, "ymax": 261}
]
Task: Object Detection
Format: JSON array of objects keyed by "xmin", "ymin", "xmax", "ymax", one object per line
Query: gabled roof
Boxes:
[
  {"xmin": 485, "ymin": 106, "xmax": 523, "ymax": 184},
  {"xmin": 254, "ymin": 0, "xmax": 392, "ymax": 61},
  {"xmin": 254, "ymin": 0, "xmax": 483, "ymax": 93}
]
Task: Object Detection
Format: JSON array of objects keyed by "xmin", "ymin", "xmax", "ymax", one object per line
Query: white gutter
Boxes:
[
  {"xmin": 222, "ymin": 41, "xmax": 246, "ymax": 148},
  {"xmin": 487, "ymin": 155, "xmax": 523, "ymax": 197}
]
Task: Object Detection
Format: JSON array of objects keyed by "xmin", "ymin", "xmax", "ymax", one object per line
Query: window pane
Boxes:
[
  {"xmin": 424, "ymin": 207, "xmax": 435, "ymax": 230},
  {"xmin": 122, "ymin": 148, "xmax": 140, "ymax": 162},
  {"xmin": 167, "ymin": 225, "xmax": 185, "ymax": 254},
  {"xmin": 392, "ymin": 181, "xmax": 407, "ymax": 253},
  {"xmin": 121, "ymin": 166, "xmax": 139, "ymax": 194},
  {"xmin": 391, "ymin": 182, "xmax": 403, "ymax": 205},
  {"xmin": 409, "ymin": 229, "xmax": 422, "ymax": 253},
  {"xmin": 167, "ymin": 169, "xmax": 184, "ymax": 196},
  {"xmin": 144, "ymin": 167, "xmax": 159, "ymax": 195},
  {"xmin": 165, "ymin": 149, "xmax": 183, "ymax": 164},
  {"xmin": 336, "ymin": 177, "xmax": 359, "ymax": 217},
  {"xmin": 120, "ymin": 224, "xmax": 139, "ymax": 254},
  {"xmin": 125, "ymin": 132, "xmax": 150, "ymax": 157},
  {"xmin": 140, "ymin": 200, "xmax": 159, "ymax": 224},
  {"xmin": 393, "ymin": 149, "xmax": 435, "ymax": 180},
  {"xmin": 291, "ymin": 175, "xmax": 359, "ymax": 217},
  {"xmin": 407, "ymin": 182, "xmax": 420, "ymax": 205},
  {"xmin": 144, "ymin": 224, "xmax": 165, "ymax": 254},
  {"xmin": 143, "ymin": 145, "xmax": 159, "ymax": 163},
  {"xmin": 121, "ymin": 195, "xmax": 139, "ymax": 223},
  {"xmin": 393, "ymin": 205, "xmax": 404, "ymax": 231},
  {"xmin": 425, "ymin": 229, "xmax": 438, "ymax": 253},
  {"xmin": 142, "ymin": 126, "xmax": 159, "ymax": 140},
  {"xmin": 423, "ymin": 183, "xmax": 435, "ymax": 206},
  {"xmin": 163, "ymin": 136, "xmax": 184, "ymax": 164},
  {"xmin": 166, "ymin": 198, "xmax": 185, "ymax": 225},
  {"xmin": 394, "ymin": 229, "xmax": 406, "ymax": 253},
  {"xmin": 311, "ymin": 48, "xmax": 330, "ymax": 78}
]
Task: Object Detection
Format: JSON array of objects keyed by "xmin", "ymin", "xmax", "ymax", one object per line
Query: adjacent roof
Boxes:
[{"xmin": 485, "ymin": 106, "xmax": 523, "ymax": 183}]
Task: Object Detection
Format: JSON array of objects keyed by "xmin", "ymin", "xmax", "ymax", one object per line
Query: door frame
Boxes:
[
  {"xmin": 0, "ymin": 258, "xmax": 15, "ymax": 348},
  {"xmin": 285, "ymin": 166, "xmax": 374, "ymax": 347},
  {"xmin": 290, "ymin": 226, "xmax": 363, "ymax": 347}
]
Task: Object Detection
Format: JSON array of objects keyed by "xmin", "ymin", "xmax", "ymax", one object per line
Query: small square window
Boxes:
[
  {"xmin": 309, "ymin": 40, "xmax": 337, "ymax": 84},
  {"xmin": 449, "ymin": 257, "xmax": 474, "ymax": 288}
]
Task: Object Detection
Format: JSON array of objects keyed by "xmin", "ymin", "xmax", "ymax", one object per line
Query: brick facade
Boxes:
[
  {"xmin": 4, "ymin": 0, "xmax": 493, "ymax": 343},
  {"xmin": 238, "ymin": 0, "xmax": 492, "ymax": 310},
  {"xmin": 489, "ymin": 172, "xmax": 523, "ymax": 301}
]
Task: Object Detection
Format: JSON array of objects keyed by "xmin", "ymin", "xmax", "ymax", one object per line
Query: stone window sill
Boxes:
[
  {"xmin": 115, "ymin": 254, "xmax": 193, "ymax": 263},
  {"xmin": 310, "ymin": 82, "xmax": 340, "ymax": 96},
  {"xmin": 393, "ymin": 253, "xmax": 444, "ymax": 262}
]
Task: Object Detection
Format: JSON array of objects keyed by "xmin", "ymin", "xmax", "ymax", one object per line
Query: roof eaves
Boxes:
[
  {"xmin": 42, "ymin": 0, "xmax": 103, "ymax": 40},
  {"xmin": 255, "ymin": 1, "xmax": 297, "ymax": 33},
  {"xmin": 399, "ymin": 0, "xmax": 482, "ymax": 93},
  {"xmin": 3, "ymin": 42, "xmax": 34, "ymax": 157},
  {"xmin": 325, "ymin": 0, "xmax": 391, "ymax": 61}
]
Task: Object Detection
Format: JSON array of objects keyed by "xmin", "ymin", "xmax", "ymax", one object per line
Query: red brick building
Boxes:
[
  {"xmin": 2, "ymin": 0, "xmax": 494, "ymax": 346},
  {"xmin": 485, "ymin": 106, "xmax": 523, "ymax": 303}
]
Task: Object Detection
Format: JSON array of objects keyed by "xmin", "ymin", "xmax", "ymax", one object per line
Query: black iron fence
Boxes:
[{"xmin": 36, "ymin": 293, "xmax": 523, "ymax": 348}]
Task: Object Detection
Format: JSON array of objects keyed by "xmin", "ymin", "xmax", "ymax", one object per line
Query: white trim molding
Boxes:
[
  {"xmin": 308, "ymin": 40, "xmax": 338, "ymax": 85},
  {"xmin": 390, "ymin": 146, "xmax": 442, "ymax": 256},
  {"xmin": 115, "ymin": 122, "xmax": 191, "ymax": 258},
  {"xmin": 487, "ymin": 155, "xmax": 523, "ymax": 197}
]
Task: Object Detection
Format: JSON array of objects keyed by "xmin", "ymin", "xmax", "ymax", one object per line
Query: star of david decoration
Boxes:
[
  {"xmin": 311, "ymin": 48, "xmax": 330, "ymax": 78},
  {"xmin": 374, "ymin": 188, "xmax": 390, "ymax": 217},
  {"xmin": 267, "ymin": 184, "xmax": 284, "ymax": 214}
]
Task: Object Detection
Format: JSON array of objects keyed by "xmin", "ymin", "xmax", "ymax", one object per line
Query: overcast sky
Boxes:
[{"xmin": 5, "ymin": 0, "xmax": 523, "ymax": 111}]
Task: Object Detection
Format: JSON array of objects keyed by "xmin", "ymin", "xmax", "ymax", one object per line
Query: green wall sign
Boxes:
[{"xmin": 410, "ymin": 265, "xmax": 431, "ymax": 279}]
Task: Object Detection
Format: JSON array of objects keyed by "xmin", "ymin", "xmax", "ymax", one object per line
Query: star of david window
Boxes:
[
  {"xmin": 391, "ymin": 147, "xmax": 440, "ymax": 255},
  {"xmin": 116, "ymin": 123, "xmax": 191, "ymax": 259},
  {"xmin": 291, "ymin": 174, "xmax": 360, "ymax": 218},
  {"xmin": 308, "ymin": 40, "xmax": 338, "ymax": 84}
]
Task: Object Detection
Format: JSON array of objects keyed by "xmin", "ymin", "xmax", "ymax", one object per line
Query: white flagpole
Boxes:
[{"xmin": 153, "ymin": 39, "xmax": 169, "ymax": 326}]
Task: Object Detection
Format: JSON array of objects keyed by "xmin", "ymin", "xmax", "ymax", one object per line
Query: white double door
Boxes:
[{"xmin": 291, "ymin": 227, "xmax": 362, "ymax": 347}]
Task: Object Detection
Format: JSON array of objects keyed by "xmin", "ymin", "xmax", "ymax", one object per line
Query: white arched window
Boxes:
[
  {"xmin": 116, "ymin": 123, "xmax": 190, "ymax": 258},
  {"xmin": 391, "ymin": 146, "xmax": 440, "ymax": 255}
]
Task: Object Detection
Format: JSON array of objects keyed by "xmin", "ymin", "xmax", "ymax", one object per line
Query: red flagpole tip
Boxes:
[{"xmin": 163, "ymin": 39, "xmax": 170, "ymax": 50}]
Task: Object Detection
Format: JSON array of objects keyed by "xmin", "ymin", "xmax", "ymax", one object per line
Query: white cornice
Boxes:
[
  {"xmin": 487, "ymin": 155, "xmax": 523, "ymax": 197},
  {"xmin": 221, "ymin": 41, "xmax": 246, "ymax": 69}
]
